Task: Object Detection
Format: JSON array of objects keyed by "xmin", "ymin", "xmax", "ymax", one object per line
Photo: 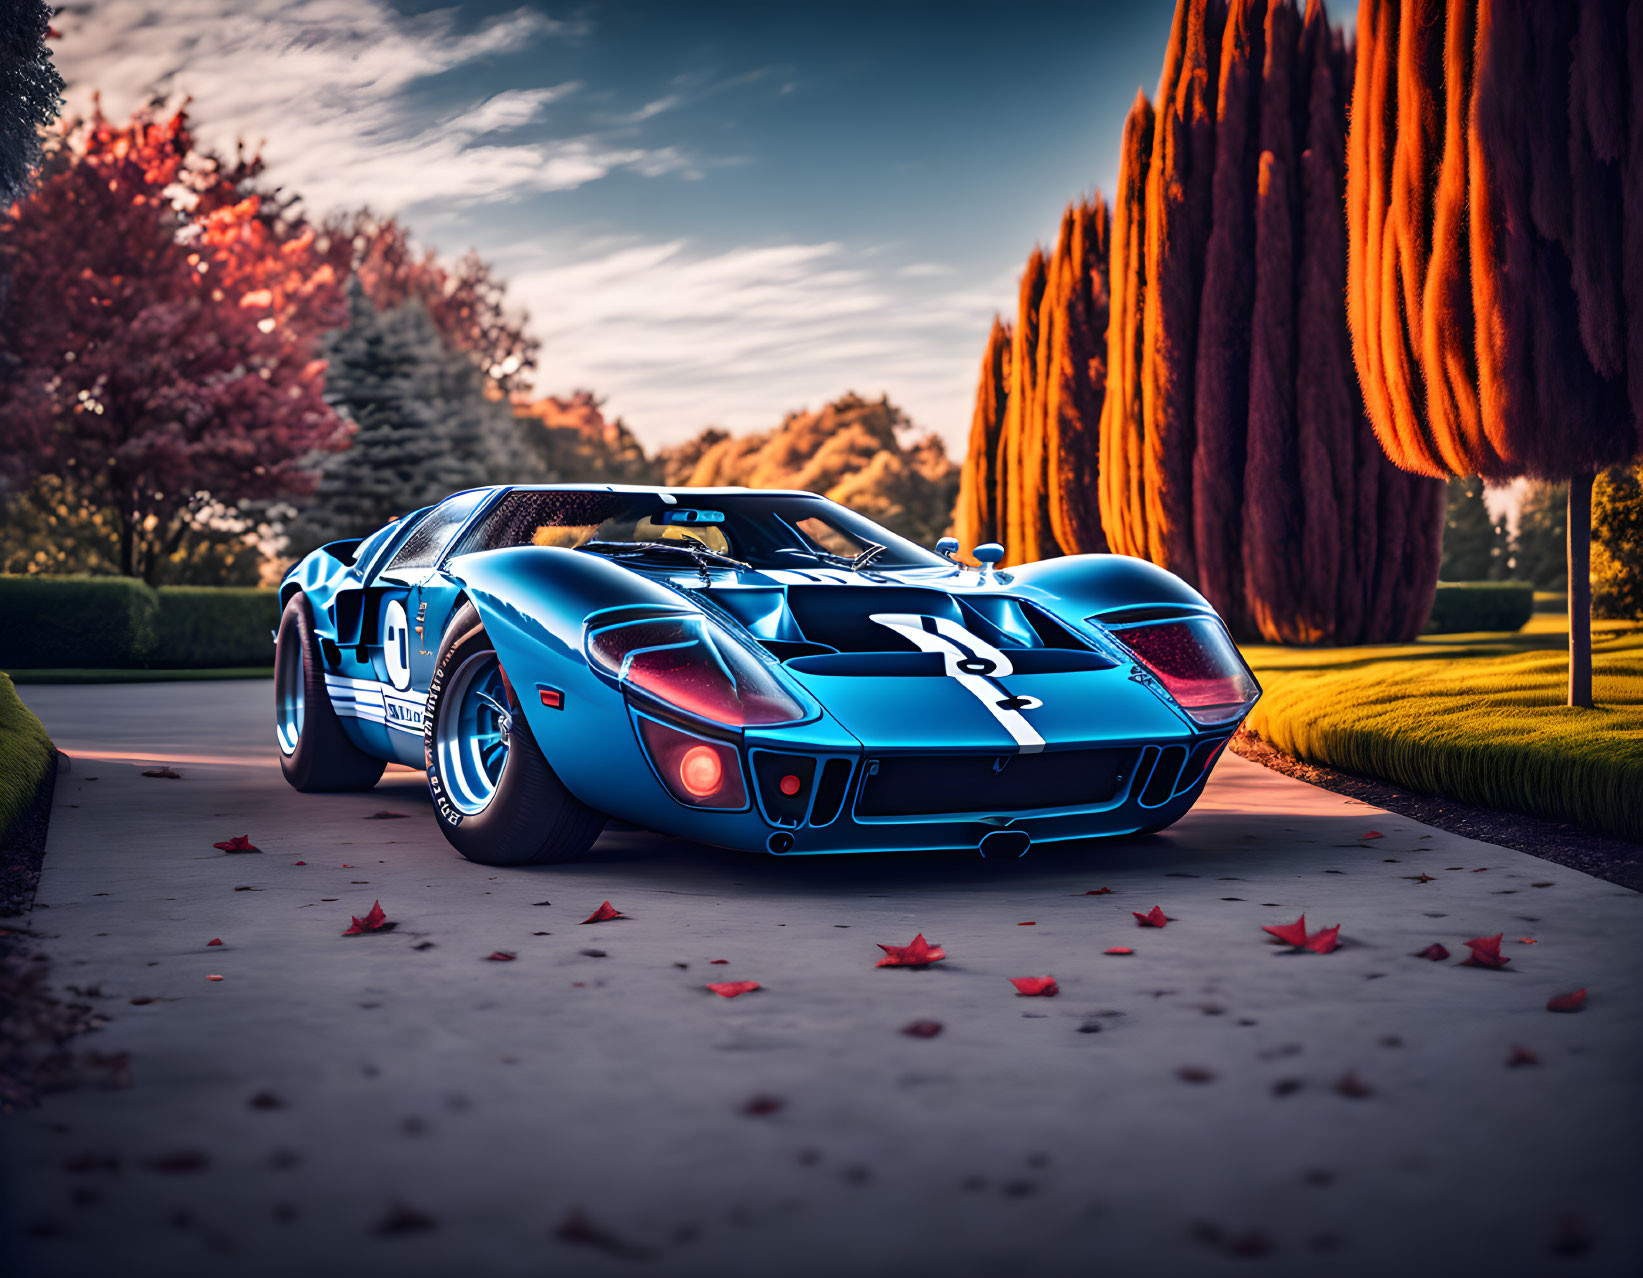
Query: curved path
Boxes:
[{"xmin": 2, "ymin": 679, "xmax": 1639, "ymax": 1277}]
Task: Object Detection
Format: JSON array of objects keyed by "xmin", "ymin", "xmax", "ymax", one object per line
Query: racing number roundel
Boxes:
[{"xmin": 383, "ymin": 600, "xmax": 413, "ymax": 691}]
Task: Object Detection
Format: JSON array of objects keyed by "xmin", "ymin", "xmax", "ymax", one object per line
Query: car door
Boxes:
[{"xmin": 365, "ymin": 490, "xmax": 493, "ymax": 763}]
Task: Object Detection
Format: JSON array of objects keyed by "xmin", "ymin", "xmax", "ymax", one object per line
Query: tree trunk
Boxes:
[{"xmin": 1567, "ymin": 471, "xmax": 1594, "ymax": 707}]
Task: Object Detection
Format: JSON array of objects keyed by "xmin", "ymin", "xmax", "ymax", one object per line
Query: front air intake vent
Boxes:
[
  {"xmin": 1140, "ymin": 745, "xmax": 1188, "ymax": 807},
  {"xmin": 808, "ymin": 758, "xmax": 853, "ymax": 826}
]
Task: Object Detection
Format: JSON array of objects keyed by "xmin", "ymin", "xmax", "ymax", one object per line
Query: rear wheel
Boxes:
[
  {"xmin": 424, "ymin": 603, "xmax": 603, "ymax": 866},
  {"xmin": 275, "ymin": 595, "xmax": 386, "ymax": 793}
]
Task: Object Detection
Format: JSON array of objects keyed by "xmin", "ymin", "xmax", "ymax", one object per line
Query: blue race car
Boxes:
[{"xmin": 274, "ymin": 485, "xmax": 1259, "ymax": 864}]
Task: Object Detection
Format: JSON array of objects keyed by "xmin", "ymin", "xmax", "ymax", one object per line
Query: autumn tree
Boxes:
[
  {"xmin": 0, "ymin": 105, "xmax": 346, "ymax": 583},
  {"xmin": 670, "ymin": 393, "xmax": 958, "ymax": 548},
  {"xmin": 1592, "ymin": 462, "xmax": 1643, "ymax": 620},
  {"xmin": 1093, "ymin": 0, "xmax": 1442, "ymax": 643},
  {"xmin": 0, "ymin": 1, "xmax": 61, "ymax": 204},
  {"xmin": 1346, "ymin": 0, "xmax": 1642, "ymax": 703},
  {"xmin": 954, "ymin": 318, "xmax": 1010, "ymax": 554}
]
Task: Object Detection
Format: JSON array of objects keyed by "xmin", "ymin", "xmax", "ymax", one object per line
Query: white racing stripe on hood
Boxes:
[{"xmin": 869, "ymin": 613, "xmax": 1045, "ymax": 754}]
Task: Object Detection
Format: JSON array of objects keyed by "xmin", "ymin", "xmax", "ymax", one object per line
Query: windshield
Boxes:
[{"xmin": 450, "ymin": 490, "xmax": 948, "ymax": 572}]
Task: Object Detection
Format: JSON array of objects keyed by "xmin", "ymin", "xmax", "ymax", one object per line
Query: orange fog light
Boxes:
[{"xmin": 679, "ymin": 744, "xmax": 723, "ymax": 797}]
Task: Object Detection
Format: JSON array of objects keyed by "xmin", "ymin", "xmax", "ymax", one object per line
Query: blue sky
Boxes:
[{"xmin": 54, "ymin": 1, "xmax": 1356, "ymax": 453}]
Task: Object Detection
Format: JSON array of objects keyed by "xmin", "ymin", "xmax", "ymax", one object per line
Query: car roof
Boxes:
[{"xmin": 489, "ymin": 484, "xmax": 821, "ymax": 500}]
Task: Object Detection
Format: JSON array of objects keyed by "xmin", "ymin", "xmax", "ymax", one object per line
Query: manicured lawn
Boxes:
[
  {"xmin": 0, "ymin": 674, "xmax": 55, "ymax": 841},
  {"xmin": 4, "ymin": 667, "xmax": 273, "ymax": 685},
  {"xmin": 1240, "ymin": 614, "xmax": 1643, "ymax": 842}
]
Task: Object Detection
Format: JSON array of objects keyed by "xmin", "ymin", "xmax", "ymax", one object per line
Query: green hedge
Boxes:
[
  {"xmin": 1424, "ymin": 581, "xmax": 1535, "ymax": 634},
  {"xmin": 0, "ymin": 576, "xmax": 277, "ymax": 669},
  {"xmin": 152, "ymin": 587, "xmax": 280, "ymax": 668},
  {"xmin": 0, "ymin": 673, "xmax": 55, "ymax": 842},
  {"xmin": 0, "ymin": 575, "xmax": 158, "ymax": 667}
]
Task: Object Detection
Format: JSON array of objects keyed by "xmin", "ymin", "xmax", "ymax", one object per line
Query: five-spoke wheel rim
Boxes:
[
  {"xmin": 274, "ymin": 625, "xmax": 305, "ymax": 756},
  {"xmin": 436, "ymin": 650, "xmax": 512, "ymax": 815}
]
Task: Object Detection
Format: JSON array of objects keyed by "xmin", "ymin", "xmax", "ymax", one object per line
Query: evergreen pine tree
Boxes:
[
  {"xmin": 1441, "ymin": 477, "xmax": 1496, "ymax": 580},
  {"xmin": 1515, "ymin": 481, "xmax": 1569, "ymax": 590},
  {"xmin": 291, "ymin": 280, "xmax": 514, "ymax": 552},
  {"xmin": 0, "ymin": 1, "xmax": 63, "ymax": 204}
]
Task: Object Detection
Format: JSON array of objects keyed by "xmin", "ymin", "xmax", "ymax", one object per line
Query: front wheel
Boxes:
[{"xmin": 423, "ymin": 604, "xmax": 603, "ymax": 866}]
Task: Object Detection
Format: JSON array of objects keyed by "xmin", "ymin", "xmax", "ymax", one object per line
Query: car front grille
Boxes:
[{"xmin": 854, "ymin": 748, "xmax": 1136, "ymax": 818}]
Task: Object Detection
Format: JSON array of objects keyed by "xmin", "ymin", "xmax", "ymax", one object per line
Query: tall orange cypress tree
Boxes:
[
  {"xmin": 1346, "ymin": 0, "xmax": 1642, "ymax": 703},
  {"xmin": 1045, "ymin": 199, "xmax": 1112, "ymax": 555},
  {"xmin": 954, "ymin": 317, "xmax": 1011, "ymax": 553},
  {"xmin": 1100, "ymin": 92, "xmax": 1158, "ymax": 563},
  {"xmin": 1000, "ymin": 249, "xmax": 1048, "ymax": 564}
]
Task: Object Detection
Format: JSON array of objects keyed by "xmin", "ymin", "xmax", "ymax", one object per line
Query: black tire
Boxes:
[
  {"xmin": 275, "ymin": 595, "xmax": 387, "ymax": 793},
  {"xmin": 423, "ymin": 603, "xmax": 603, "ymax": 866}
]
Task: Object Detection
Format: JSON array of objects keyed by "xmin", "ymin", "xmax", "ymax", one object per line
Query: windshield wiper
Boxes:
[
  {"xmin": 579, "ymin": 539, "xmax": 750, "ymax": 584},
  {"xmin": 851, "ymin": 541, "xmax": 888, "ymax": 571}
]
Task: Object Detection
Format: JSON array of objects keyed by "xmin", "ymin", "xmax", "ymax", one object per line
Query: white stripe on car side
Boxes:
[
  {"xmin": 868, "ymin": 613, "xmax": 1045, "ymax": 754},
  {"xmin": 324, "ymin": 674, "xmax": 424, "ymax": 733}
]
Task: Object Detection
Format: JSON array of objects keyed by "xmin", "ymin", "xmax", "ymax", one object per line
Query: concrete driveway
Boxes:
[{"xmin": 3, "ymin": 679, "xmax": 1639, "ymax": 1278}]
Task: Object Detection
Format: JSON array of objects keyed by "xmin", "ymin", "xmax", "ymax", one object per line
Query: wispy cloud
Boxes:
[
  {"xmin": 501, "ymin": 238, "xmax": 1001, "ymax": 446},
  {"xmin": 52, "ymin": 0, "xmax": 686, "ymax": 211}
]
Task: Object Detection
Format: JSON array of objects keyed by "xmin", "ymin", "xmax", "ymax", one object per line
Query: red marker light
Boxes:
[
  {"xmin": 679, "ymin": 745, "xmax": 723, "ymax": 797},
  {"xmin": 779, "ymin": 773, "xmax": 802, "ymax": 796},
  {"xmin": 539, "ymin": 687, "xmax": 563, "ymax": 709}
]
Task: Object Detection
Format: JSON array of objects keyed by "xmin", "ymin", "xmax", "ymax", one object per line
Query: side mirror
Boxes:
[
  {"xmin": 935, "ymin": 536, "xmax": 959, "ymax": 562},
  {"xmin": 972, "ymin": 542, "xmax": 1005, "ymax": 581}
]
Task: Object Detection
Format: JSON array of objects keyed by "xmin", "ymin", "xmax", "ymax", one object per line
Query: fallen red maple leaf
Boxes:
[
  {"xmin": 206, "ymin": 938, "xmax": 222, "ymax": 947},
  {"xmin": 1303, "ymin": 924, "xmax": 1341, "ymax": 955},
  {"xmin": 1104, "ymin": 946, "xmax": 1134, "ymax": 956},
  {"xmin": 1132, "ymin": 905, "xmax": 1167, "ymax": 928},
  {"xmin": 1414, "ymin": 943, "xmax": 1450, "ymax": 961},
  {"xmin": 706, "ymin": 980, "xmax": 760, "ymax": 998},
  {"xmin": 486, "ymin": 951, "xmax": 516, "ymax": 962},
  {"xmin": 875, "ymin": 933, "xmax": 946, "ymax": 967},
  {"xmin": 1546, "ymin": 988, "xmax": 1587, "ymax": 1013},
  {"xmin": 342, "ymin": 901, "xmax": 390, "ymax": 936},
  {"xmin": 1461, "ymin": 933, "xmax": 1510, "ymax": 969},
  {"xmin": 708, "ymin": 958, "xmax": 729, "ymax": 965},
  {"xmin": 1262, "ymin": 915, "xmax": 1309, "ymax": 947},
  {"xmin": 294, "ymin": 861, "xmax": 307, "ymax": 866},
  {"xmin": 1517, "ymin": 937, "xmax": 1538, "ymax": 944},
  {"xmin": 1009, "ymin": 975, "xmax": 1059, "ymax": 996},
  {"xmin": 206, "ymin": 974, "xmax": 223, "ymax": 982},
  {"xmin": 212, "ymin": 835, "xmax": 260, "ymax": 853},
  {"xmin": 1083, "ymin": 888, "xmax": 1114, "ymax": 895},
  {"xmin": 580, "ymin": 901, "xmax": 626, "ymax": 924},
  {"xmin": 1362, "ymin": 830, "xmax": 1384, "ymax": 839}
]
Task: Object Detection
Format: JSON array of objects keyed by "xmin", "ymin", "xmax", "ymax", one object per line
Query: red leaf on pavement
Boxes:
[
  {"xmin": 1262, "ymin": 915, "xmax": 1309, "ymax": 947},
  {"xmin": 1401, "ymin": 872, "xmax": 1436, "ymax": 883},
  {"xmin": 1461, "ymin": 934, "xmax": 1510, "ymax": 969},
  {"xmin": 1083, "ymin": 888, "xmax": 1114, "ymax": 895},
  {"xmin": 580, "ymin": 901, "xmax": 626, "ymax": 924},
  {"xmin": 1302, "ymin": 924, "xmax": 1341, "ymax": 954},
  {"xmin": 1517, "ymin": 937, "xmax": 1538, "ymax": 944},
  {"xmin": 901, "ymin": 1020, "xmax": 943, "ymax": 1038},
  {"xmin": 706, "ymin": 980, "xmax": 760, "ymax": 998},
  {"xmin": 1414, "ymin": 943, "xmax": 1450, "ymax": 961},
  {"xmin": 1546, "ymin": 988, "xmax": 1587, "ymax": 1013},
  {"xmin": 1362, "ymin": 830, "xmax": 1384, "ymax": 839},
  {"xmin": 1009, "ymin": 975, "xmax": 1059, "ymax": 996},
  {"xmin": 486, "ymin": 951, "xmax": 516, "ymax": 962},
  {"xmin": 875, "ymin": 933, "xmax": 946, "ymax": 967},
  {"xmin": 1104, "ymin": 947, "xmax": 1134, "ymax": 955},
  {"xmin": 709, "ymin": 959, "xmax": 729, "ymax": 965},
  {"xmin": 141, "ymin": 767, "xmax": 181, "ymax": 779},
  {"xmin": 1132, "ymin": 906, "xmax": 1167, "ymax": 928},
  {"xmin": 1507, "ymin": 1045, "xmax": 1540, "ymax": 1067},
  {"xmin": 206, "ymin": 938, "xmax": 222, "ymax": 947},
  {"xmin": 206, "ymin": 974, "xmax": 223, "ymax": 981},
  {"xmin": 342, "ymin": 900, "xmax": 390, "ymax": 936},
  {"xmin": 294, "ymin": 861, "xmax": 307, "ymax": 866},
  {"xmin": 212, "ymin": 835, "xmax": 260, "ymax": 853},
  {"xmin": 1018, "ymin": 921, "xmax": 1037, "ymax": 926}
]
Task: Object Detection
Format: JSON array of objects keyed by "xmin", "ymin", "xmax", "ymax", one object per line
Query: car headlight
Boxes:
[
  {"xmin": 585, "ymin": 612, "xmax": 808, "ymax": 727},
  {"xmin": 1104, "ymin": 615, "xmax": 1260, "ymax": 726}
]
